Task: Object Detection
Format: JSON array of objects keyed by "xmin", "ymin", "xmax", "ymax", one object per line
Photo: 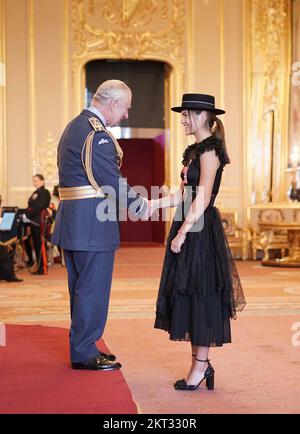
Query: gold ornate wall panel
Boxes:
[
  {"xmin": 71, "ymin": 0, "xmax": 185, "ymax": 68},
  {"xmin": 0, "ymin": 0, "xmax": 6, "ymax": 201},
  {"xmin": 289, "ymin": 0, "xmax": 300, "ymax": 167},
  {"xmin": 71, "ymin": 0, "xmax": 186, "ymax": 188},
  {"xmin": 244, "ymin": 0, "xmax": 291, "ymax": 204},
  {"xmin": 222, "ymin": 0, "xmax": 245, "ymax": 220},
  {"xmin": 33, "ymin": 132, "xmax": 59, "ymax": 189}
]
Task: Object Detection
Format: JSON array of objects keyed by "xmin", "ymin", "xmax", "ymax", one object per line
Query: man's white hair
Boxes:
[{"xmin": 93, "ymin": 80, "xmax": 130, "ymax": 104}]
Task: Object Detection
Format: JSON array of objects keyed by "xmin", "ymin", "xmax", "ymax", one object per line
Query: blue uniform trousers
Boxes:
[{"xmin": 64, "ymin": 249, "xmax": 115, "ymax": 363}]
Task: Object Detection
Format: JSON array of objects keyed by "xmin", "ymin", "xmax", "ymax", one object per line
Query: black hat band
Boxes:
[{"xmin": 183, "ymin": 101, "xmax": 215, "ymax": 107}]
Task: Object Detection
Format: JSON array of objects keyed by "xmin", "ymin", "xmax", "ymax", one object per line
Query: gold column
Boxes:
[
  {"xmin": 63, "ymin": 0, "xmax": 69, "ymax": 127},
  {"xmin": 243, "ymin": 0, "xmax": 253, "ymax": 222},
  {"xmin": 219, "ymin": 0, "xmax": 225, "ymax": 108},
  {"xmin": 187, "ymin": 0, "xmax": 194, "ymax": 90},
  {"xmin": 28, "ymin": 0, "xmax": 36, "ymax": 173},
  {"xmin": 244, "ymin": 0, "xmax": 291, "ymax": 204},
  {"xmin": 0, "ymin": 0, "xmax": 7, "ymax": 201}
]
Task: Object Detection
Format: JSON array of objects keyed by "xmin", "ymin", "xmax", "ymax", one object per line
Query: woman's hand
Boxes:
[
  {"xmin": 171, "ymin": 232, "xmax": 186, "ymax": 254},
  {"xmin": 147, "ymin": 199, "xmax": 160, "ymax": 219},
  {"xmin": 140, "ymin": 199, "xmax": 160, "ymax": 220},
  {"xmin": 149, "ymin": 199, "xmax": 160, "ymax": 212}
]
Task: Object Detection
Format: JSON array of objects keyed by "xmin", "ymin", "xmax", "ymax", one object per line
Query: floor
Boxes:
[{"xmin": 1, "ymin": 245, "xmax": 300, "ymax": 413}]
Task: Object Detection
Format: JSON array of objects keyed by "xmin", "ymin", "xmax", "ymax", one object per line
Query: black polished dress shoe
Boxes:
[
  {"xmin": 98, "ymin": 351, "xmax": 116, "ymax": 361},
  {"xmin": 6, "ymin": 276, "xmax": 23, "ymax": 283},
  {"xmin": 72, "ymin": 355, "xmax": 121, "ymax": 371}
]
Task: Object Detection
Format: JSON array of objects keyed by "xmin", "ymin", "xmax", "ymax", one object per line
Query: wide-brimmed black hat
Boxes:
[{"xmin": 171, "ymin": 93, "xmax": 225, "ymax": 115}]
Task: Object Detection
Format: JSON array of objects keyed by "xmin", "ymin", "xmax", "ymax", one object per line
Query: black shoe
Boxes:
[
  {"xmin": 6, "ymin": 276, "xmax": 23, "ymax": 283},
  {"xmin": 174, "ymin": 359, "xmax": 215, "ymax": 391},
  {"xmin": 98, "ymin": 351, "xmax": 116, "ymax": 361},
  {"xmin": 26, "ymin": 260, "xmax": 34, "ymax": 267},
  {"xmin": 72, "ymin": 355, "xmax": 122, "ymax": 371}
]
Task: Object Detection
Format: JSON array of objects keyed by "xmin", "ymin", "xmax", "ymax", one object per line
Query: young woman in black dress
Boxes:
[{"xmin": 150, "ymin": 94, "xmax": 246, "ymax": 391}]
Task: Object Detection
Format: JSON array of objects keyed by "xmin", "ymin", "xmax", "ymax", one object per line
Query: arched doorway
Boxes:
[{"xmin": 85, "ymin": 60, "xmax": 168, "ymax": 243}]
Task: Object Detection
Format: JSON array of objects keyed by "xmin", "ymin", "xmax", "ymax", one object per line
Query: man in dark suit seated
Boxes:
[
  {"xmin": 0, "ymin": 245, "xmax": 23, "ymax": 282},
  {"xmin": 52, "ymin": 80, "xmax": 152, "ymax": 371}
]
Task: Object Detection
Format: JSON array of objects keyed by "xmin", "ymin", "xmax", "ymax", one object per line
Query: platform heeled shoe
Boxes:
[{"xmin": 174, "ymin": 358, "xmax": 215, "ymax": 391}]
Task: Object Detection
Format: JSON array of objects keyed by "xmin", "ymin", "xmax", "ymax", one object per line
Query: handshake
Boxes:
[{"xmin": 140, "ymin": 198, "xmax": 160, "ymax": 221}]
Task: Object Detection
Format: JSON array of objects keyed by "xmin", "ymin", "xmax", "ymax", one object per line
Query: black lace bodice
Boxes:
[
  {"xmin": 180, "ymin": 136, "xmax": 229, "ymax": 203},
  {"xmin": 182, "ymin": 135, "xmax": 230, "ymax": 167}
]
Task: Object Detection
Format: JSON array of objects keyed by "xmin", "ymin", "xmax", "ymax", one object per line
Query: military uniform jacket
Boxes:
[
  {"xmin": 51, "ymin": 110, "xmax": 145, "ymax": 252},
  {"xmin": 25, "ymin": 186, "xmax": 51, "ymax": 224}
]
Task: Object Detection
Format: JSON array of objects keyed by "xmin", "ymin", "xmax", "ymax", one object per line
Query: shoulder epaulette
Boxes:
[
  {"xmin": 84, "ymin": 116, "xmax": 123, "ymax": 168},
  {"xmin": 89, "ymin": 117, "xmax": 105, "ymax": 132}
]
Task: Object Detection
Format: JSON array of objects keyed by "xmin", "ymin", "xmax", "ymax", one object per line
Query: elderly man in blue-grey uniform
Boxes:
[{"xmin": 52, "ymin": 80, "xmax": 150, "ymax": 371}]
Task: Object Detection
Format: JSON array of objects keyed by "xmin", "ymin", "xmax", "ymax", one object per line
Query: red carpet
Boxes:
[{"xmin": 0, "ymin": 325, "xmax": 137, "ymax": 414}]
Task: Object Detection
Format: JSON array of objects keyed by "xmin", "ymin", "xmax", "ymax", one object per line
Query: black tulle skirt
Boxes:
[{"xmin": 154, "ymin": 204, "xmax": 246, "ymax": 347}]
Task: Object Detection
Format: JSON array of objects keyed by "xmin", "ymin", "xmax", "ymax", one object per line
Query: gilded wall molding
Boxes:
[
  {"xmin": 33, "ymin": 132, "xmax": 59, "ymax": 188},
  {"xmin": 0, "ymin": 0, "xmax": 7, "ymax": 201},
  {"xmin": 289, "ymin": 0, "xmax": 300, "ymax": 167},
  {"xmin": 251, "ymin": 0, "xmax": 289, "ymax": 109},
  {"xmin": 92, "ymin": 0, "xmax": 166, "ymax": 28},
  {"xmin": 245, "ymin": 0, "xmax": 291, "ymax": 204},
  {"xmin": 71, "ymin": 0, "xmax": 186, "ymax": 189},
  {"xmin": 71, "ymin": 0, "xmax": 184, "ymax": 69}
]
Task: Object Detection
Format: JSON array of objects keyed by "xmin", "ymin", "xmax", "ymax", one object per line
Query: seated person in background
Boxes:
[
  {"xmin": 0, "ymin": 245, "xmax": 23, "ymax": 282},
  {"xmin": 24, "ymin": 174, "xmax": 51, "ymax": 275}
]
